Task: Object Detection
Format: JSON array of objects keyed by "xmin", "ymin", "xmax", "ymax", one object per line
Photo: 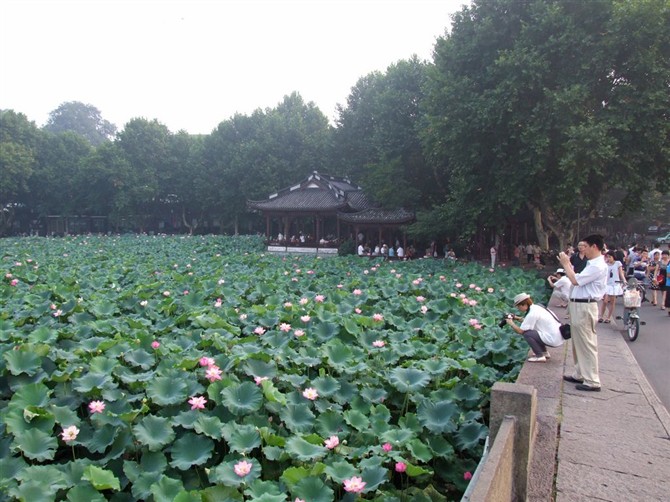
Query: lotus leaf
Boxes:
[
  {"xmin": 147, "ymin": 377, "xmax": 188, "ymax": 406},
  {"xmin": 223, "ymin": 423, "xmax": 261, "ymax": 453},
  {"xmin": 281, "ymin": 404, "xmax": 316, "ymax": 433},
  {"xmin": 169, "ymin": 432, "xmax": 214, "ymax": 469},
  {"xmin": 389, "ymin": 367, "xmax": 431, "ymax": 392},
  {"xmin": 292, "ymin": 476, "xmax": 334, "ymax": 502},
  {"xmin": 285, "ymin": 436, "xmax": 327, "ymax": 461},
  {"xmin": 221, "ymin": 381, "xmax": 263, "ymax": 415},
  {"xmin": 150, "ymin": 476, "xmax": 187, "ymax": 502},
  {"xmin": 324, "ymin": 460, "xmax": 357, "ymax": 482},
  {"xmin": 417, "ymin": 400, "xmax": 458, "ymax": 433},
  {"xmin": 12, "ymin": 427, "xmax": 58, "ymax": 461},
  {"xmin": 133, "ymin": 415, "xmax": 175, "ymax": 451}
]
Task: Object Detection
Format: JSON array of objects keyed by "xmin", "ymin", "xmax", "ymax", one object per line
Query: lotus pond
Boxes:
[{"xmin": 0, "ymin": 235, "xmax": 547, "ymax": 501}]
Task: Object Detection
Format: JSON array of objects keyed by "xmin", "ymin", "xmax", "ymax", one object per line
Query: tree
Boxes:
[
  {"xmin": 203, "ymin": 93, "xmax": 332, "ymax": 234},
  {"xmin": 115, "ymin": 118, "xmax": 173, "ymax": 231},
  {"xmin": 44, "ymin": 101, "xmax": 117, "ymax": 146},
  {"xmin": 335, "ymin": 57, "xmax": 441, "ymax": 210},
  {"xmin": 30, "ymin": 132, "xmax": 93, "ymax": 217},
  {"xmin": 0, "ymin": 110, "xmax": 41, "ymax": 235},
  {"xmin": 422, "ymin": 0, "xmax": 670, "ymax": 249}
]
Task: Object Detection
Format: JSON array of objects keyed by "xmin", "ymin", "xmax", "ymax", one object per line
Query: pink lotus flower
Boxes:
[
  {"xmin": 214, "ymin": 298, "xmax": 222, "ymax": 308},
  {"xmin": 469, "ymin": 318, "xmax": 480, "ymax": 326},
  {"xmin": 218, "ymin": 278, "xmax": 225, "ymax": 285},
  {"xmin": 372, "ymin": 340, "xmax": 385, "ymax": 348},
  {"xmin": 88, "ymin": 400, "xmax": 105, "ymax": 414},
  {"xmin": 284, "ymin": 302, "xmax": 293, "ymax": 308},
  {"xmin": 254, "ymin": 326, "xmax": 266, "ymax": 335},
  {"xmin": 324, "ymin": 435, "xmax": 339, "ymax": 449},
  {"xmin": 151, "ymin": 341, "xmax": 160, "ymax": 349},
  {"xmin": 487, "ymin": 287, "xmax": 494, "ymax": 293},
  {"xmin": 416, "ymin": 296, "xmax": 425, "ymax": 302},
  {"xmin": 199, "ymin": 356, "xmax": 215, "ymax": 367},
  {"xmin": 464, "ymin": 471, "xmax": 473, "ymax": 480},
  {"xmin": 450, "ymin": 293, "xmax": 457, "ymax": 297},
  {"xmin": 475, "ymin": 286, "xmax": 482, "ymax": 292},
  {"xmin": 188, "ymin": 396, "xmax": 207, "ymax": 410},
  {"xmin": 5, "ymin": 273, "xmax": 12, "ymax": 278},
  {"xmin": 382, "ymin": 442, "xmax": 392, "ymax": 452},
  {"xmin": 205, "ymin": 365, "xmax": 222, "ymax": 382},
  {"xmin": 53, "ymin": 310, "xmax": 63, "ymax": 318},
  {"xmin": 456, "ymin": 283, "xmax": 463, "ymax": 288},
  {"xmin": 315, "ymin": 294, "xmax": 325, "ymax": 303},
  {"xmin": 343, "ymin": 476, "xmax": 366, "ymax": 493},
  {"xmin": 412, "ymin": 279, "xmax": 422, "ymax": 285},
  {"xmin": 474, "ymin": 323, "xmax": 482, "ymax": 330},
  {"xmin": 337, "ymin": 284, "xmax": 343, "ymax": 289},
  {"xmin": 183, "ymin": 290, "xmax": 189, "ymax": 295},
  {"xmin": 440, "ymin": 275, "xmax": 446, "ymax": 281},
  {"xmin": 10, "ymin": 279, "xmax": 18, "ymax": 286},
  {"xmin": 353, "ymin": 289, "xmax": 362, "ymax": 296},
  {"xmin": 140, "ymin": 300, "xmax": 148, "ymax": 307},
  {"xmin": 469, "ymin": 283, "xmax": 476, "ymax": 289},
  {"xmin": 355, "ymin": 308, "xmax": 362, "ymax": 314},
  {"xmin": 302, "ymin": 387, "xmax": 318, "ymax": 400},
  {"xmin": 459, "ymin": 293, "xmax": 467, "ymax": 298},
  {"xmin": 234, "ymin": 460, "xmax": 253, "ymax": 477},
  {"xmin": 372, "ymin": 313, "xmax": 384, "ymax": 322},
  {"xmin": 294, "ymin": 329, "xmax": 305, "ymax": 337},
  {"xmin": 468, "ymin": 300, "xmax": 478, "ymax": 306},
  {"xmin": 300, "ymin": 315, "xmax": 310, "ymax": 323},
  {"xmin": 279, "ymin": 323, "xmax": 292, "ymax": 332},
  {"xmin": 61, "ymin": 425, "xmax": 79, "ymax": 442},
  {"xmin": 395, "ymin": 462, "xmax": 407, "ymax": 473},
  {"xmin": 163, "ymin": 291, "xmax": 170, "ymax": 297},
  {"xmin": 239, "ymin": 313, "xmax": 247, "ymax": 320},
  {"xmin": 291, "ymin": 277, "xmax": 298, "ymax": 282},
  {"xmin": 299, "ymin": 298, "xmax": 309, "ymax": 305},
  {"xmin": 295, "ymin": 499, "xmax": 306, "ymax": 502},
  {"xmin": 420, "ymin": 305, "xmax": 428, "ymax": 314},
  {"xmin": 254, "ymin": 376, "xmax": 268, "ymax": 385},
  {"xmin": 363, "ymin": 270, "xmax": 369, "ymax": 275},
  {"xmin": 307, "ymin": 270, "xmax": 314, "ymax": 274}
]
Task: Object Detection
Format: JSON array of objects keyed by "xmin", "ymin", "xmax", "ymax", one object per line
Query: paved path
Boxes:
[{"xmin": 555, "ymin": 321, "xmax": 670, "ymax": 501}]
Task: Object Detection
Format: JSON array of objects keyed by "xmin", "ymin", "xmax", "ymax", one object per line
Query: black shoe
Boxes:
[
  {"xmin": 563, "ymin": 375, "xmax": 584, "ymax": 384},
  {"xmin": 575, "ymin": 383, "xmax": 601, "ymax": 392}
]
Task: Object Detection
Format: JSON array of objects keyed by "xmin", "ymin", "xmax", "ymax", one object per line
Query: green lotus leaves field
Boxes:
[{"xmin": 0, "ymin": 235, "xmax": 547, "ymax": 500}]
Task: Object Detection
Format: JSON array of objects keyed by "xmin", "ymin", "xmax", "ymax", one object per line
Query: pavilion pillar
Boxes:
[{"xmin": 265, "ymin": 215, "xmax": 270, "ymax": 240}]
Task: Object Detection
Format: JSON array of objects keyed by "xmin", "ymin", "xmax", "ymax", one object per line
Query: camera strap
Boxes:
[{"xmin": 539, "ymin": 304, "xmax": 561, "ymax": 325}]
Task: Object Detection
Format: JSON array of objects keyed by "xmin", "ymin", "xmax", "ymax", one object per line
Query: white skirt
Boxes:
[{"xmin": 606, "ymin": 283, "xmax": 623, "ymax": 297}]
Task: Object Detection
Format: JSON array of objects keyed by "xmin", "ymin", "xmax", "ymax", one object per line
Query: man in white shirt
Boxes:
[
  {"xmin": 547, "ymin": 268, "xmax": 571, "ymax": 307},
  {"xmin": 397, "ymin": 246, "xmax": 405, "ymax": 258},
  {"xmin": 558, "ymin": 234, "xmax": 608, "ymax": 391}
]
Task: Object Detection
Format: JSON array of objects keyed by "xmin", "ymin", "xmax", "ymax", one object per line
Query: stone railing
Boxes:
[{"xmin": 462, "ymin": 345, "xmax": 564, "ymax": 501}]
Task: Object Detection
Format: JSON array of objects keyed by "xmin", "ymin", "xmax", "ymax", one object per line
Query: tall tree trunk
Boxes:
[
  {"xmin": 181, "ymin": 206, "xmax": 198, "ymax": 236},
  {"xmin": 528, "ymin": 204, "xmax": 550, "ymax": 250}
]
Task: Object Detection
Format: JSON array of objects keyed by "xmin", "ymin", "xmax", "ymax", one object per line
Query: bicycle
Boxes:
[{"xmin": 617, "ymin": 278, "xmax": 646, "ymax": 342}]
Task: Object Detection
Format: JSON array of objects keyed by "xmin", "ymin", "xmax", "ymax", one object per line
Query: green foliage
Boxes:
[
  {"xmin": 0, "ymin": 230, "xmax": 546, "ymax": 498},
  {"xmin": 422, "ymin": 0, "xmax": 670, "ymax": 243}
]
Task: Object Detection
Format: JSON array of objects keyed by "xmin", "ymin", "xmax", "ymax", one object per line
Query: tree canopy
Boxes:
[{"xmin": 1, "ymin": 0, "xmax": 668, "ymax": 247}]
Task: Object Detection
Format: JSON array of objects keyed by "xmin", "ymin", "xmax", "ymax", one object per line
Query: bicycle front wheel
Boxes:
[{"xmin": 627, "ymin": 316, "xmax": 640, "ymax": 342}]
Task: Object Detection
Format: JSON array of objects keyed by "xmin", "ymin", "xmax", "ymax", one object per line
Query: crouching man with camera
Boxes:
[{"xmin": 504, "ymin": 293, "xmax": 564, "ymax": 362}]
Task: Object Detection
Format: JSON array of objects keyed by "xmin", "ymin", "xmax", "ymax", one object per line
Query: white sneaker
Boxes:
[{"xmin": 527, "ymin": 356, "xmax": 547, "ymax": 362}]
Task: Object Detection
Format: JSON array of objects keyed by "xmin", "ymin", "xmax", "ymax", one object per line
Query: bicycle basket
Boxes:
[{"xmin": 623, "ymin": 289, "xmax": 641, "ymax": 308}]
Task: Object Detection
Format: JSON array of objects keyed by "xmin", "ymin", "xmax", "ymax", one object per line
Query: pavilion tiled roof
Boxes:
[{"xmin": 247, "ymin": 172, "xmax": 373, "ymax": 213}]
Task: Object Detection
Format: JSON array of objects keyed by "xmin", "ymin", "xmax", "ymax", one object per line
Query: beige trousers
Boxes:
[{"xmin": 568, "ymin": 301, "xmax": 601, "ymax": 387}]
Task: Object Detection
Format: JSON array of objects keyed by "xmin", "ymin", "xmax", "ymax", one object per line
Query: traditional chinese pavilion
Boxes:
[{"xmin": 247, "ymin": 172, "xmax": 414, "ymax": 253}]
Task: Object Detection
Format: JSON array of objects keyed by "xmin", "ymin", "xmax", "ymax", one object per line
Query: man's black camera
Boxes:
[{"xmin": 498, "ymin": 313, "xmax": 514, "ymax": 328}]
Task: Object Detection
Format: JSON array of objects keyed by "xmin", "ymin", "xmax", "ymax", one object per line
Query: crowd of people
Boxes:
[{"xmin": 505, "ymin": 235, "xmax": 670, "ymax": 393}]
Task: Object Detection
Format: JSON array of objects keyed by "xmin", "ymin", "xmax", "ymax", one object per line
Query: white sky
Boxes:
[{"xmin": 1, "ymin": 0, "xmax": 467, "ymax": 134}]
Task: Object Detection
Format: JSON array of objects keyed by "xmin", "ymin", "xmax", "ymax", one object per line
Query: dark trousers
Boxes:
[{"xmin": 522, "ymin": 329, "xmax": 546, "ymax": 356}]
